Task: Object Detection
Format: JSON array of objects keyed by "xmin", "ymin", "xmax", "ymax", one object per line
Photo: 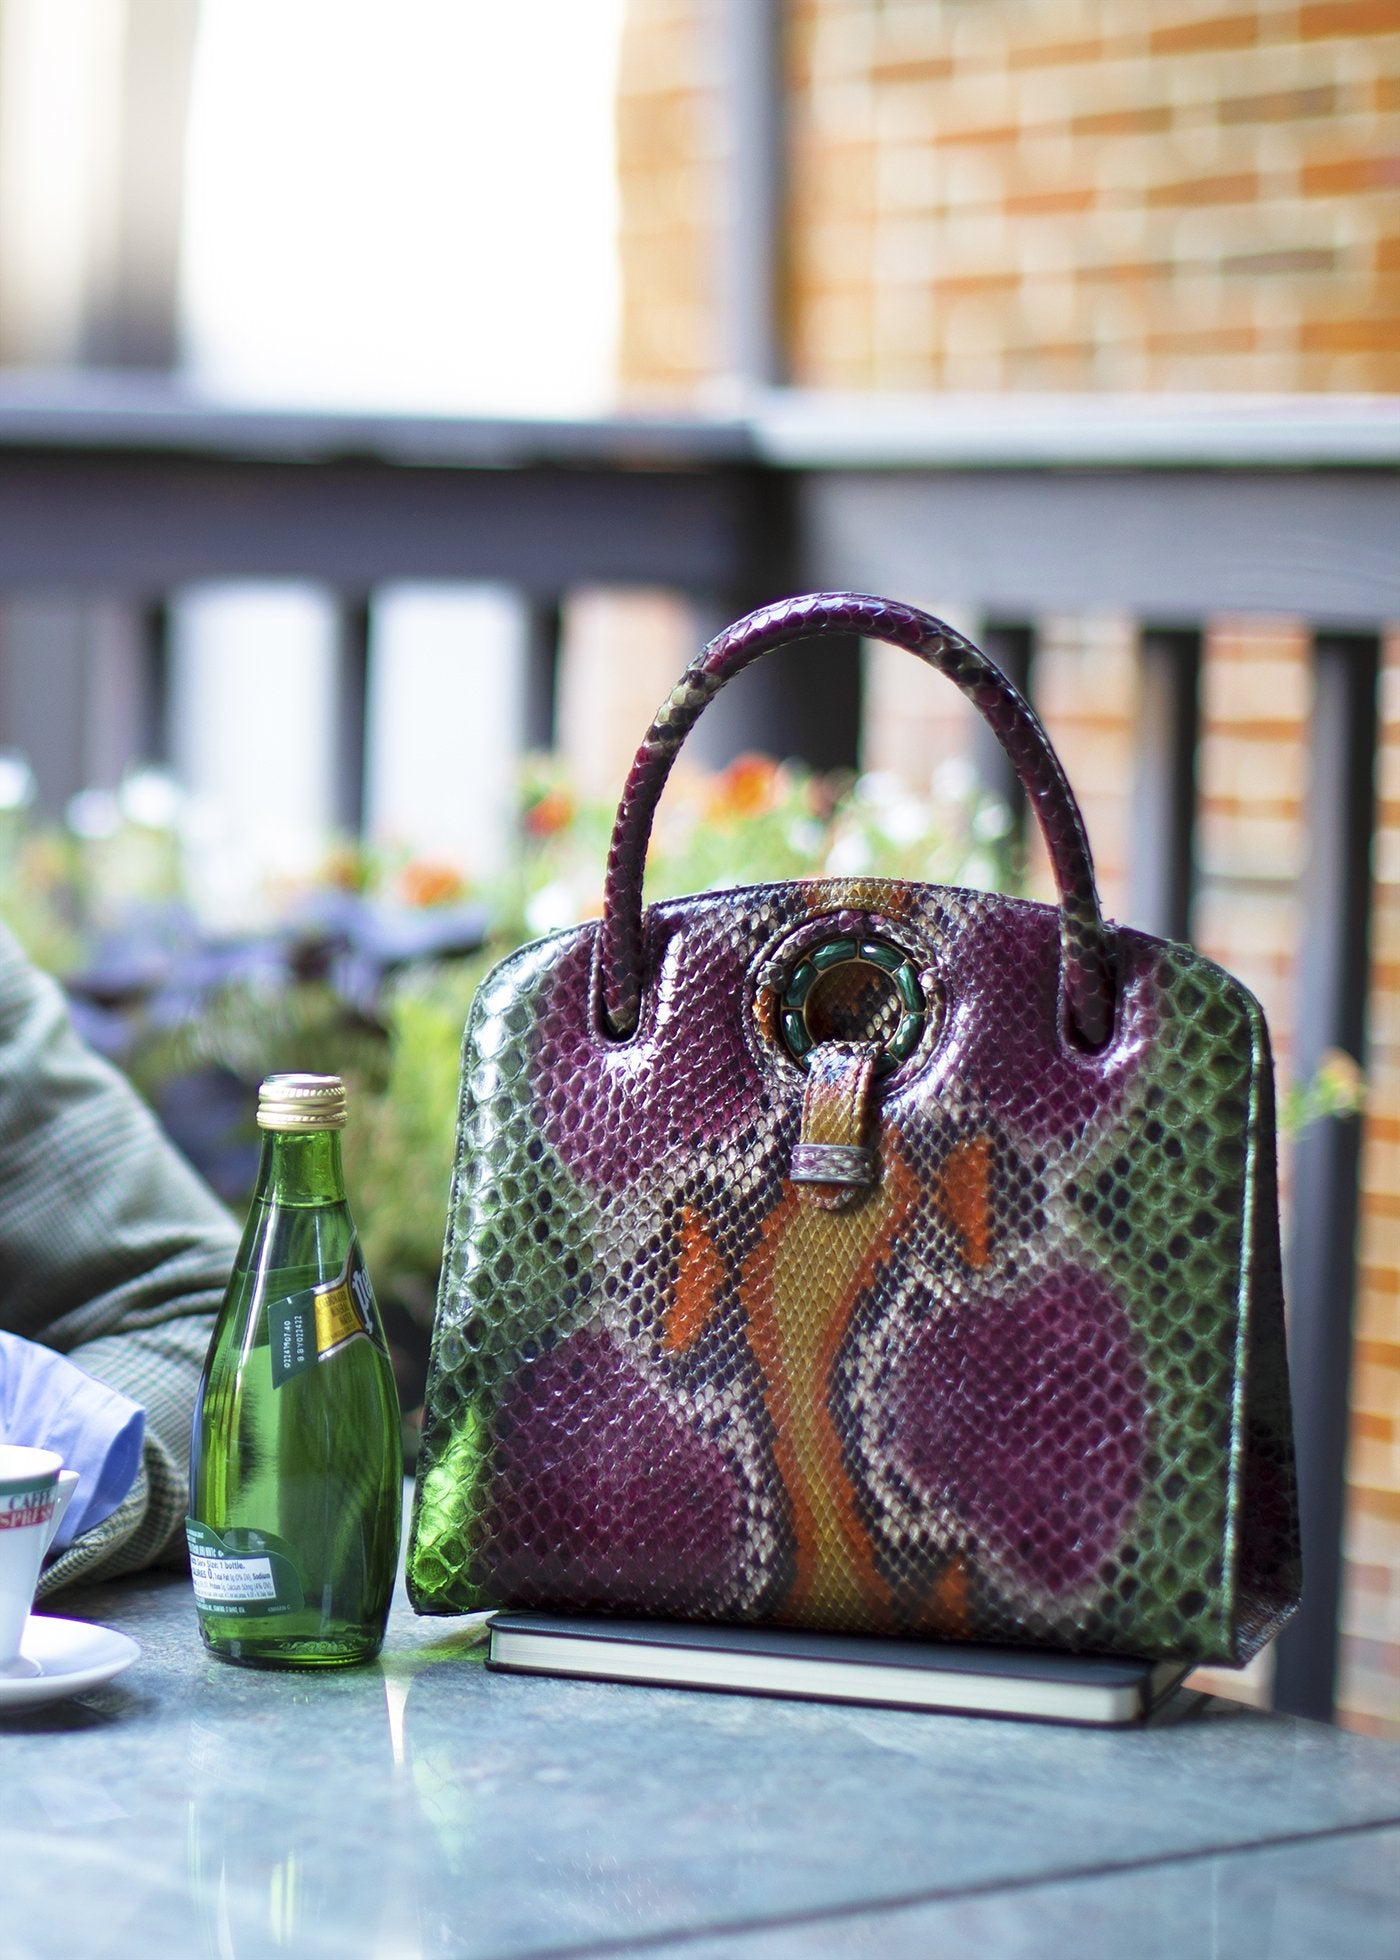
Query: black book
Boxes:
[{"xmin": 487, "ymin": 1613, "xmax": 1194, "ymax": 1727}]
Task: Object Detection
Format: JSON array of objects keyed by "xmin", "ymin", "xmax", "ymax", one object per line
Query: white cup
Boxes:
[{"xmin": 0, "ymin": 1445, "xmax": 79, "ymax": 1674}]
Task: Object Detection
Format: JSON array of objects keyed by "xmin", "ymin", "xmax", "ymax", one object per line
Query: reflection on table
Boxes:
[{"xmin": 3, "ymin": 1571, "xmax": 1398, "ymax": 1960}]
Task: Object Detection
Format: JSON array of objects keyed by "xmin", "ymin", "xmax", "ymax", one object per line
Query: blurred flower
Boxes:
[
  {"xmin": 785, "ymin": 816, "xmax": 825, "ymax": 856},
  {"xmin": 972, "ymin": 797, "xmax": 1014, "ymax": 842},
  {"xmin": 118, "ymin": 769, "xmax": 182, "ymax": 831},
  {"xmin": 0, "ymin": 751, "xmax": 36, "ymax": 812},
  {"xmin": 935, "ymin": 757, "xmax": 978, "ymax": 803},
  {"xmin": 853, "ymin": 770, "xmax": 903, "ymax": 808},
  {"xmin": 804, "ymin": 771, "xmax": 847, "ymax": 821},
  {"xmin": 399, "ymin": 859, "xmax": 467, "ymax": 909},
  {"xmin": 825, "ymin": 830, "xmax": 873, "ymax": 876},
  {"xmin": 708, "ymin": 754, "xmax": 783, "ymax": 822},
  {"xmin": 1317, "ymin": 1047, "xmax": 1364, "ymax": 1103},
  {"xmin": 961, "ymin": 851, "xmax": 1000, "ymax": 892},
  {"xmin": 1280, "ymin": 1047, "xmax": 1366, "ymax": 1137},
  {"xmin": 525, "ymin": 879, "xmax": 586, "ymax": 934},
  {"xmin": 876, "ymin": 792, "xmax": 932, "ymax": 847},
  {"xmin": 321, "ymin": 843, "xmax": 373, "ymax": 893},
  {"xmin": 66, "ymin": 788, "xmax": 121, "ymax": 841},
  {"xmin": 17, "ymin": 832, "xmax": 70, "ymax": 892},
  {"xmin": 522, "ymin": 787, "xmax": 576, "ymax": 839}
]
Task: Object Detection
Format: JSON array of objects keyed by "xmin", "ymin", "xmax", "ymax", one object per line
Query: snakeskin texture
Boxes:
[
  {"xmin": 602, "ymin": 592, "xmax": 1116, "ymax": 1049},
  {"xmin": 407, "ymin": 598, "xmax": 1301, "ymax": 1665}
]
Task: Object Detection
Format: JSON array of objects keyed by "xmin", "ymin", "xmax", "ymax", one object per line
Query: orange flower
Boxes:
[
  {"xmin": 400, "ymin": 859, "xmax": 466, "ymax": 908},
  {"xmin": 322, "ymin": 844, "xmax": 371, "ymax": 893},
  {"xmin": 523, "ymin": 787, "xmax": 576, "ymax": 839},
  {"xmin": 708, "ymin": 754, "xmax": 782, "ymax": 821}
]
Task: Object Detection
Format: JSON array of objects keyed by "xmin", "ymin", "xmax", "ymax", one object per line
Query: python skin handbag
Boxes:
[{"xmin": 407, "ymin": 592, "xmax": 1300, "ymax": 1665}]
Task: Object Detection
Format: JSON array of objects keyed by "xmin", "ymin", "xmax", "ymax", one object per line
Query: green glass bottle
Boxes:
[{"xmin": 188, "ymin": 1073, "xmax": 401, "ymax": 1667}]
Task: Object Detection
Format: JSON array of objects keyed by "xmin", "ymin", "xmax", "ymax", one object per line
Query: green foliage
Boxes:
[
  {"xmin": 340, "ymin": 956, "xmax": 492, "ymax": 1316},
  {"xmin": 0, "ymin": 818, "xmax": 84, "ymax": 975},
  {"xmin": 1279, "ymin": 1048, "xmax": 1366, "ymax": 1138},
  {"xmin": 127, "ymin": 980, "xmax": 391, "ymax": 1110}
]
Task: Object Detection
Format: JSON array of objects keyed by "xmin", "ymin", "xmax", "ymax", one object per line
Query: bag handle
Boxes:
[{"xmin": 599, "ymin": 592, "xmax": 1117, "ymax": 1050}]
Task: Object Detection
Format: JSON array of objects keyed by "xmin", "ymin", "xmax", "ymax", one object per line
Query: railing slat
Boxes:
[
  {"xmin": 522, "ymin": 598, "xmax": 563, "ymax": 754},
  {"xmin": 1129, "ymin": 626, "xmax": 1201, "ymax": 944},
  {"xmin": 799, "ymin": 470, "xmax": 1400, "ymax": 625},
  {"xmin": 974, "ymin": 621, "xmax": 1035, "ymax": 846},
  {"xmin": 1273, "ymin": 631, "xmax": 1382, "ymax": 1721},
  {"xmin": 0, "ymin": 456, "xmax": 755, "ymax": 596},
  {"xmin": 331, "ymin": 599, "xmax": 371, "ymax": 838}
]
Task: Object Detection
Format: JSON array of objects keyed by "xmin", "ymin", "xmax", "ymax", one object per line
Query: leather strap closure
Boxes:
[{"xmin": 791, "ymin": 1041, "xmax": 882, "ymax": 1209}]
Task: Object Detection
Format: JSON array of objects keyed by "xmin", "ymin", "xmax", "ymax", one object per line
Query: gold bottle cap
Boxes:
[{"xmin": 257, "ymin": 1073, "xmax": 348, "ymax": 1131}]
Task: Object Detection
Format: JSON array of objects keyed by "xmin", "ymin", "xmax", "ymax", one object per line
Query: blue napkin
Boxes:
[{"xmin": 0, "ymin": 1331, "xmax": 145, "ymax": 1552}]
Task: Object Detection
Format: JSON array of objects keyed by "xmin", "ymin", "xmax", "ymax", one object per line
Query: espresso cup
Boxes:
[{"xmin": 0, "ymin": 1446, "xmax": 78, "ymax": 1672}]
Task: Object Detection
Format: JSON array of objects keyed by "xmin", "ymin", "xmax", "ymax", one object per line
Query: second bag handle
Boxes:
[{"xmin": 599, "ymin": 591, "xmax": 1117, "ymax": 1051}]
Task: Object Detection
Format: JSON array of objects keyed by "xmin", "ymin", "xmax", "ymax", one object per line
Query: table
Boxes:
[{"xmin": 4, "ymin": 1570, "xmax": 1399, "ymax": 1960}]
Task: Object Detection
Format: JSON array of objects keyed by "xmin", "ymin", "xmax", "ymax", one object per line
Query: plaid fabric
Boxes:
[{"xmin": 0, "ymin": 922, "xmax": 240, "ymax": 1595}]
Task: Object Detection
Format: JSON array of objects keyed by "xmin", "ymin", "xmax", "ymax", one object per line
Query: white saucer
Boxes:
[{"xmin": 0, "ymin": 1616, "xmax": 140, "ymax": 1713}]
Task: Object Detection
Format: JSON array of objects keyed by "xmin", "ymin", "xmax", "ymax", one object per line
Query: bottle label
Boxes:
[
  {"xmin": 186, "ymin": 1521, "xmax": 306, "ymax": 1617},
  {"xmin": 266, "ymin": 1244, "xmax": 378, "ymax": 1390}
]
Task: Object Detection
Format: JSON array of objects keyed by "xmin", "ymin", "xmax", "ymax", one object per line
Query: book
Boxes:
[{"xmin": 486, "ymin": 1612, "xmax": 1194, "ymax": 1727}]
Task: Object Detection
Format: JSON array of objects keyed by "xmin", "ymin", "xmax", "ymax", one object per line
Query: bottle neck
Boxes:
[{"xmin": 255, "ymin": 1128, "xmax": 347, "ymax": 1207}]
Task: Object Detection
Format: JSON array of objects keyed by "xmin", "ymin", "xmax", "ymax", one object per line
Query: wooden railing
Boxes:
[{"xmin": 0, "ymin": 374, "xmax": 1396, "ymax": 1721}]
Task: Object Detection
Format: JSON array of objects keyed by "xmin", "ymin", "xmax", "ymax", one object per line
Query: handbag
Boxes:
[{"xmin": 406, "ymin": 592, "xmax": 1300, "ymax": 1664}]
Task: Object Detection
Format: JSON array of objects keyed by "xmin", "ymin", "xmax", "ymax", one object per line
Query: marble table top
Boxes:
[{"xmin": 4, "ymin": 1570, "xmax": 1398, "ymax": 1960}]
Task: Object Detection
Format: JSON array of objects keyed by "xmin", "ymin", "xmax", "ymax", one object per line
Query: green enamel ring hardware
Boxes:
[{"xmin": 779, "ymin": 937, "xmax": 929, "ymax": 1075}]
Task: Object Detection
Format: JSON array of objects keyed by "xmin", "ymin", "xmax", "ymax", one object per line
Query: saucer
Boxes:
[{"xmin": 0, "ymin": 1616, "xmax": 139, "ymax": 1714}]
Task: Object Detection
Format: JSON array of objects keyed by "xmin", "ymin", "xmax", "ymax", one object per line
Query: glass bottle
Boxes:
[{"xmin": 188, "ymin": 1073, "xmax": 401, "ymax": 1667}]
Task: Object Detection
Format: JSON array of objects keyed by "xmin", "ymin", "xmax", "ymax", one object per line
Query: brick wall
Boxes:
[
  {"xmin": 616, "ymin": 0, "xmax": 724, "ymax": 400},
  {"xmin": 615, "ymin": 0, "xmax": 1400, "ymax": 1734},
  {"xmin": 1193, "ymin": 618, "xmax": 1310, "ymax": 1069},
  {"xmin": 788, "ymin": 0, "xmax": 1400, "ymax": 392},
  {"xmin": 619, "ymin": 0, "xmax": 1400, "ymax": 397}
]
